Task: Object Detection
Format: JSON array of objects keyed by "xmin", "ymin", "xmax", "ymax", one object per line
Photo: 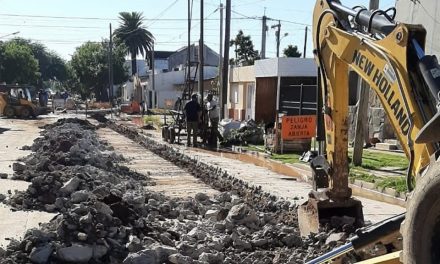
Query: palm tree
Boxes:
[{"xmin": 114, "ymin": 12, "xmax": 154, "ymax": 76}]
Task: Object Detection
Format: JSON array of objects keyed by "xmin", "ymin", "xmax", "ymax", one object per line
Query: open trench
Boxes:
[{"xmin": 0, "ymin": 118, "xmax": 393, "ymax": 264}]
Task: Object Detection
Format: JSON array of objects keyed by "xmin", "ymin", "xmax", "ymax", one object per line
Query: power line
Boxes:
[
  {"xmin": 0, "ymin": 23, "xmax": 104, "ymax": 29},
  {"xmin": 146, "ymin": 0, "xmax": 180, "ymax": 27},
  {"xmin": 0, "ymin": 12, "xmax": 253, "ymax": 21},
  {"xmin": 413, "ymin": 0, "xmax": 440, "ymax": 25}
]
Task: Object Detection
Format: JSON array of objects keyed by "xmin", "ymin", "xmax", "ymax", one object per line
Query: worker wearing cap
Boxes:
[
  {"xmin": 206, "ymin": 93, "xmax": 223, "ymax": 143},
  {"xmin": 184, "ymin": 93, "xmax": 201, "ymax": 147}
]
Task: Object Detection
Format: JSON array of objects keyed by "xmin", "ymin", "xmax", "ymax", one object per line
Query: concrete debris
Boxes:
[
  {"xmin": 325, "ymin": 232, "xmax": 346, "ymax": 246},
  {"xmin": 0, "ymin": 119, "xmax": 360, "ymax": 264},
  {"xmin": 57, "ymin": 244, "xmax": 93, "ymax": 263}
]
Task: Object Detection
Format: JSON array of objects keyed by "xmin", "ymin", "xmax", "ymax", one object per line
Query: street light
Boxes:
[{"xmin": 0, "ymin": 31, "xmax": 20, "ymax": 39}]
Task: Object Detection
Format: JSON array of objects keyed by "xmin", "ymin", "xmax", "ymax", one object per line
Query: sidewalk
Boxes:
[
  {"xmin": 0, "ymin": 117, "xmax": 58, "ymax": 248},
  {"xmin": 118, "ymin": 120, "xmax": 405, "ymax": 224}
]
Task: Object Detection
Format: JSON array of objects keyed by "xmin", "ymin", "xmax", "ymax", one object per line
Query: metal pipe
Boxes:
[
  {"xmin": 305, "ymin": 243, "xmax": 354, "ymax": 264},
  {"xmin": 328, "ymin": 0, "xmax": 396, "ymax": 35}
]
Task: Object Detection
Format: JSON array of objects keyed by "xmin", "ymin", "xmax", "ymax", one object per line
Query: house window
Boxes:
[{"xmin": 230, "ymin": 84, "xmax": 239, "ymax": 104}]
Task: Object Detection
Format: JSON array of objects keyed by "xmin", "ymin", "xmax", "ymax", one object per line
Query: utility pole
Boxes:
[
  {"xmin": 221, "ymin": 0, "xmax": 231, "ymax": 119},
  {"xmin": 352, "ymin": 0, "xmax": 378, "ymax": 166},
  {"xmin": 219, "ymin": 3, "xmax": 224, "ymax": 102},
  {"xmin": 108, "ymin": 23, "xmax": 113, "ymax": 101},
  {"xmin": 271, "ymin": 20, "xmax": 281, "ymax": 57},
  {"xmin": 303, "ymin": 26, "xmax": 307, "ymax": 58},
  {"xmin": 261, "ymin": 15, "xmax": 267, "ymax": 59},
  {"xmin": 152, "ymin": 42, "xmax": 156, "ymax": 108},
  {"xmin": 187, "ymin": 0, "xmax": 191, "ymax": 99},
  {"xmin": 198, "ymin": 0, "xmax": 204, "ymax": 105}
]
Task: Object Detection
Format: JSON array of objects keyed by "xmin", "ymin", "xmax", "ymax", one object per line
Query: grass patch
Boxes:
[
  {"xmin": 349, "ymin": 149, "xmax": 408, "ymax": 170},
  {"xmin": 243, "ymin": 144, "xmax": 266, "ymax": 153},
  {"xmin": 143, "ymin": 115, "xmax": 162, "ymax": 127},
  {"xmin": 270, "ymin": 152, "xmax": 303, "ymax": 164},
  {"xmin": 376, "ymin": 177, "xmax": 407, "ymax": 194},
  {"xmin": 349, "ymin": 171, "xmax": 377, "ymax": 183}
]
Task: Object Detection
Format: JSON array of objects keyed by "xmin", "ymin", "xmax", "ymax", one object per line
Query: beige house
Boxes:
[
  {"xmin": 227, "ymin": 65, "xmax": 256, "ymax": 120},
  {"xmin": 226, "ymin": 58, "xmax": 317, "ymax": 124}
]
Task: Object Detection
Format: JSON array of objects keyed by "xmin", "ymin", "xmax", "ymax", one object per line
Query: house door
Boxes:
[{"xmin": 246, "ymin": 83, "xmax": 255, "ymax": 120}]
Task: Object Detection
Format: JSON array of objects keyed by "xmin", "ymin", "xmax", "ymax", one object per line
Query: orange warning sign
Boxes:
[{"xmin": 281, "ymin": 115, "xmax": 316, "ymax": 140}]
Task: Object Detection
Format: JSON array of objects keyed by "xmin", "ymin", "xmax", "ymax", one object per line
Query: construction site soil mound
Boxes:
[{"xmin": 0, "ymin": 118, "xmax": 375, "ymax": 263}]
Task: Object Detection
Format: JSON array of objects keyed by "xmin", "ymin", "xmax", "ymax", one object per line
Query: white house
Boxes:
[{"xmin": 146, "ymin": 66, "xmax": 219, "ymax": 109}]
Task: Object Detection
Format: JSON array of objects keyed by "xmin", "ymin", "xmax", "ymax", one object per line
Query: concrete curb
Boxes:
[{"xmin": 231, "ymin": 146, "xmax": 407, "ymax": 208}]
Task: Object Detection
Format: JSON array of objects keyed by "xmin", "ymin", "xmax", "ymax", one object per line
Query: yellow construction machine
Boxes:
[
  {"xmin": 303, "ymin": 0, "xmax": 440, "ymax": 263},
  {"xmin": 0, "ymin": 86, "xmax": 47, "ymax": 118}
]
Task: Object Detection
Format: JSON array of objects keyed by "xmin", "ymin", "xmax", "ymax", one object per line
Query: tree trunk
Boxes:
[{"xmin": 131, "ymin": 53, "xmax": 137, "ymax": 76}]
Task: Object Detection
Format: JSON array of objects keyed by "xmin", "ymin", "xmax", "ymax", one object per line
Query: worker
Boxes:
[
  {"xmin": 184, "ymin": 93, "xmax": 201, "ymax": 147},
  {"xmin": 18, "ymin": 91, "xmax": 24, "ymax": 100},
  {"xmin": 206, "ymin": 93, "xmax": 223, "ymax": 143},
  {"xmin": 140, "ymin": 100, "xmax": 145, "ymax": 116}
]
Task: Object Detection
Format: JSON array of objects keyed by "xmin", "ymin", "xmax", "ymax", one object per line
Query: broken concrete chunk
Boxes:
[
  {"xmin": 94, "ymin": 201, "xmax": 113, "ymax": 215},
  {"xmin": 195, "ymin": 192, "xmax": 209, "ymax": 202},
  {"xmin": 12, "ymin": 162, "xmax": 26, "ymax": 172},
  {"xmin": 60, "ymin": 177, "xmax": 81, "ymax": 194},
  {"xmin": 77, "ymin": 232, "xmax": 88, "ymax": 241},
  {"xmin": 57, "ymin": 244, "xmax": 93, "ymax": 263},
  {"xmin": 325, "ymin": 232, "xmax": 346, "ymax": 245},
  {"xmin": 169, "ymin": 253, "xmax": 194, "ymax": 264},
  {"xmin": 92, "ymin": 244, "xmax": 108, "ymax": 259},
  {"xmin": 204, "ymin": 209, "xmax": 220, "ymax": 221},
  {"xmin": 198, "ymin": 252, "xmax": 225, "ymax": 264},
  {"xmin": 70, "ymin": 190, "xmax": 90, "ymax": 203},
  {"xmin": 153, "ymin": 244, "xmax": 178, "ymax": 263},
  {"xmin": 126, "ymin": 235, "xmax": 143, "ymax": 252},
  {"xmin": 29, "ymin": 245, "xmax": 53, "ymax": 264},
  {"xmin": 123, "ymin": 250, "xmax": 157, "ymax": 264},
  {"xmin": 281, "ymin": 234, "xmax": 302, "ymax": 247}
]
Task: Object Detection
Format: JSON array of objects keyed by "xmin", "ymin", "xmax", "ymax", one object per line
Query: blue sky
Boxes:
[{"xmin": 0, "ymin": 0, "xmax": 396, "ymax": 60}]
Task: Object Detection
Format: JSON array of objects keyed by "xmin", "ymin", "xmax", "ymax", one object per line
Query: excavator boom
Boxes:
[{"xmin": 304, "ymin": 0, "xmax": 440, "ymax": 262}]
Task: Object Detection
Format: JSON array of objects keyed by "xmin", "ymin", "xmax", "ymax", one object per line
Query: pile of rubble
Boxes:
[{"xmin": 0, "ymin": 119, "xmax": 360, "ymax": 263}]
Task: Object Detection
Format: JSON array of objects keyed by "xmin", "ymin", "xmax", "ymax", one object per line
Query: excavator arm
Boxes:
[
  {"xmin": 314, "ymin": 0, "xmax": 437, "ymax": 196},
  {"xmin": 302, "ymin": 0, "xmax": 440, "ymax": 263}
]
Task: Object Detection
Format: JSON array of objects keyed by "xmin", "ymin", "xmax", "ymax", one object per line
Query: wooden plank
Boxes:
[{"xmin": 356, "ymin": 251, "xmax": 401, "ymax": 264}]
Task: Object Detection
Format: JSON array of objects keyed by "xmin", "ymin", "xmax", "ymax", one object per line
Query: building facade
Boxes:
[{"xmin": 227, "ymin": 58, "xmax": 318, "ymax": 123}]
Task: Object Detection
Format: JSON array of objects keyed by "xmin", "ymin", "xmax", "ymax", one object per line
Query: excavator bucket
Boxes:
[{"xmin": 298, "ymin": 197, "xmax": 364, "ymax": 237}]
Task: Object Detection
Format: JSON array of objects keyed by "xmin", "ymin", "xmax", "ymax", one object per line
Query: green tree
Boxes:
[
  {"xmin": 69, "ymin": 41, "xmax": 128, "ymax": 100},
  {"xmin": 114, "ymin": 12, "xmax": 154, "ymax": 76},
  {"xmin": 0, "ymin": 41, "xmax": 39, "ymax": 84},
  {"xmin": 283, "ymin": 44, "xmax": 302, "ymax": 58},
  {"xmin": 229, "ymin": 30, "xmax": 260, "ymax": 66},
  {"xmin": 9, "ymin": 39, "xmax": 68, "ymax": 85}
]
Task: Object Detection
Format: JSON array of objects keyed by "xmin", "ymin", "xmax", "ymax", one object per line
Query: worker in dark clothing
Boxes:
[{"xmin": 184, "ymin": 93, "xmax": 201, "ymax": 147}]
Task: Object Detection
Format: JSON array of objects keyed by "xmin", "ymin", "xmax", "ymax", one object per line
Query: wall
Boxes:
[
  {"xmin": 254, "ymin": 57, "xmax": 317, "ymax": 77},
  {"xmin": 146, "ymin": 66, "xmax": 218, "ymax": 108},
  {"xmin": 227, "ymin": 58, "xmax": 317, "ymax": 123},
  {"xmin": 227, "ymin": 65, "xmax": 256, "ymax": 120},
  {"xmin": 168, "ymin": 44, "xmax": 220, "ymax": 71},
  {"xmin": 124, "ymin": 60, "xmax": 149, "ymax": 77},
  {"xmin": 396, "ymin": 0, "xmax": 440, "ymax": 56}
]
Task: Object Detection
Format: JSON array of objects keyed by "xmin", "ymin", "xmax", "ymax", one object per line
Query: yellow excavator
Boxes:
[
  {"xmin": 0, "ymin": 86, "xmax": 47, "ymax": 118},
  {"xmin": 302, "ymin": 0, "xmax": 440, "ymax": 263}
]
